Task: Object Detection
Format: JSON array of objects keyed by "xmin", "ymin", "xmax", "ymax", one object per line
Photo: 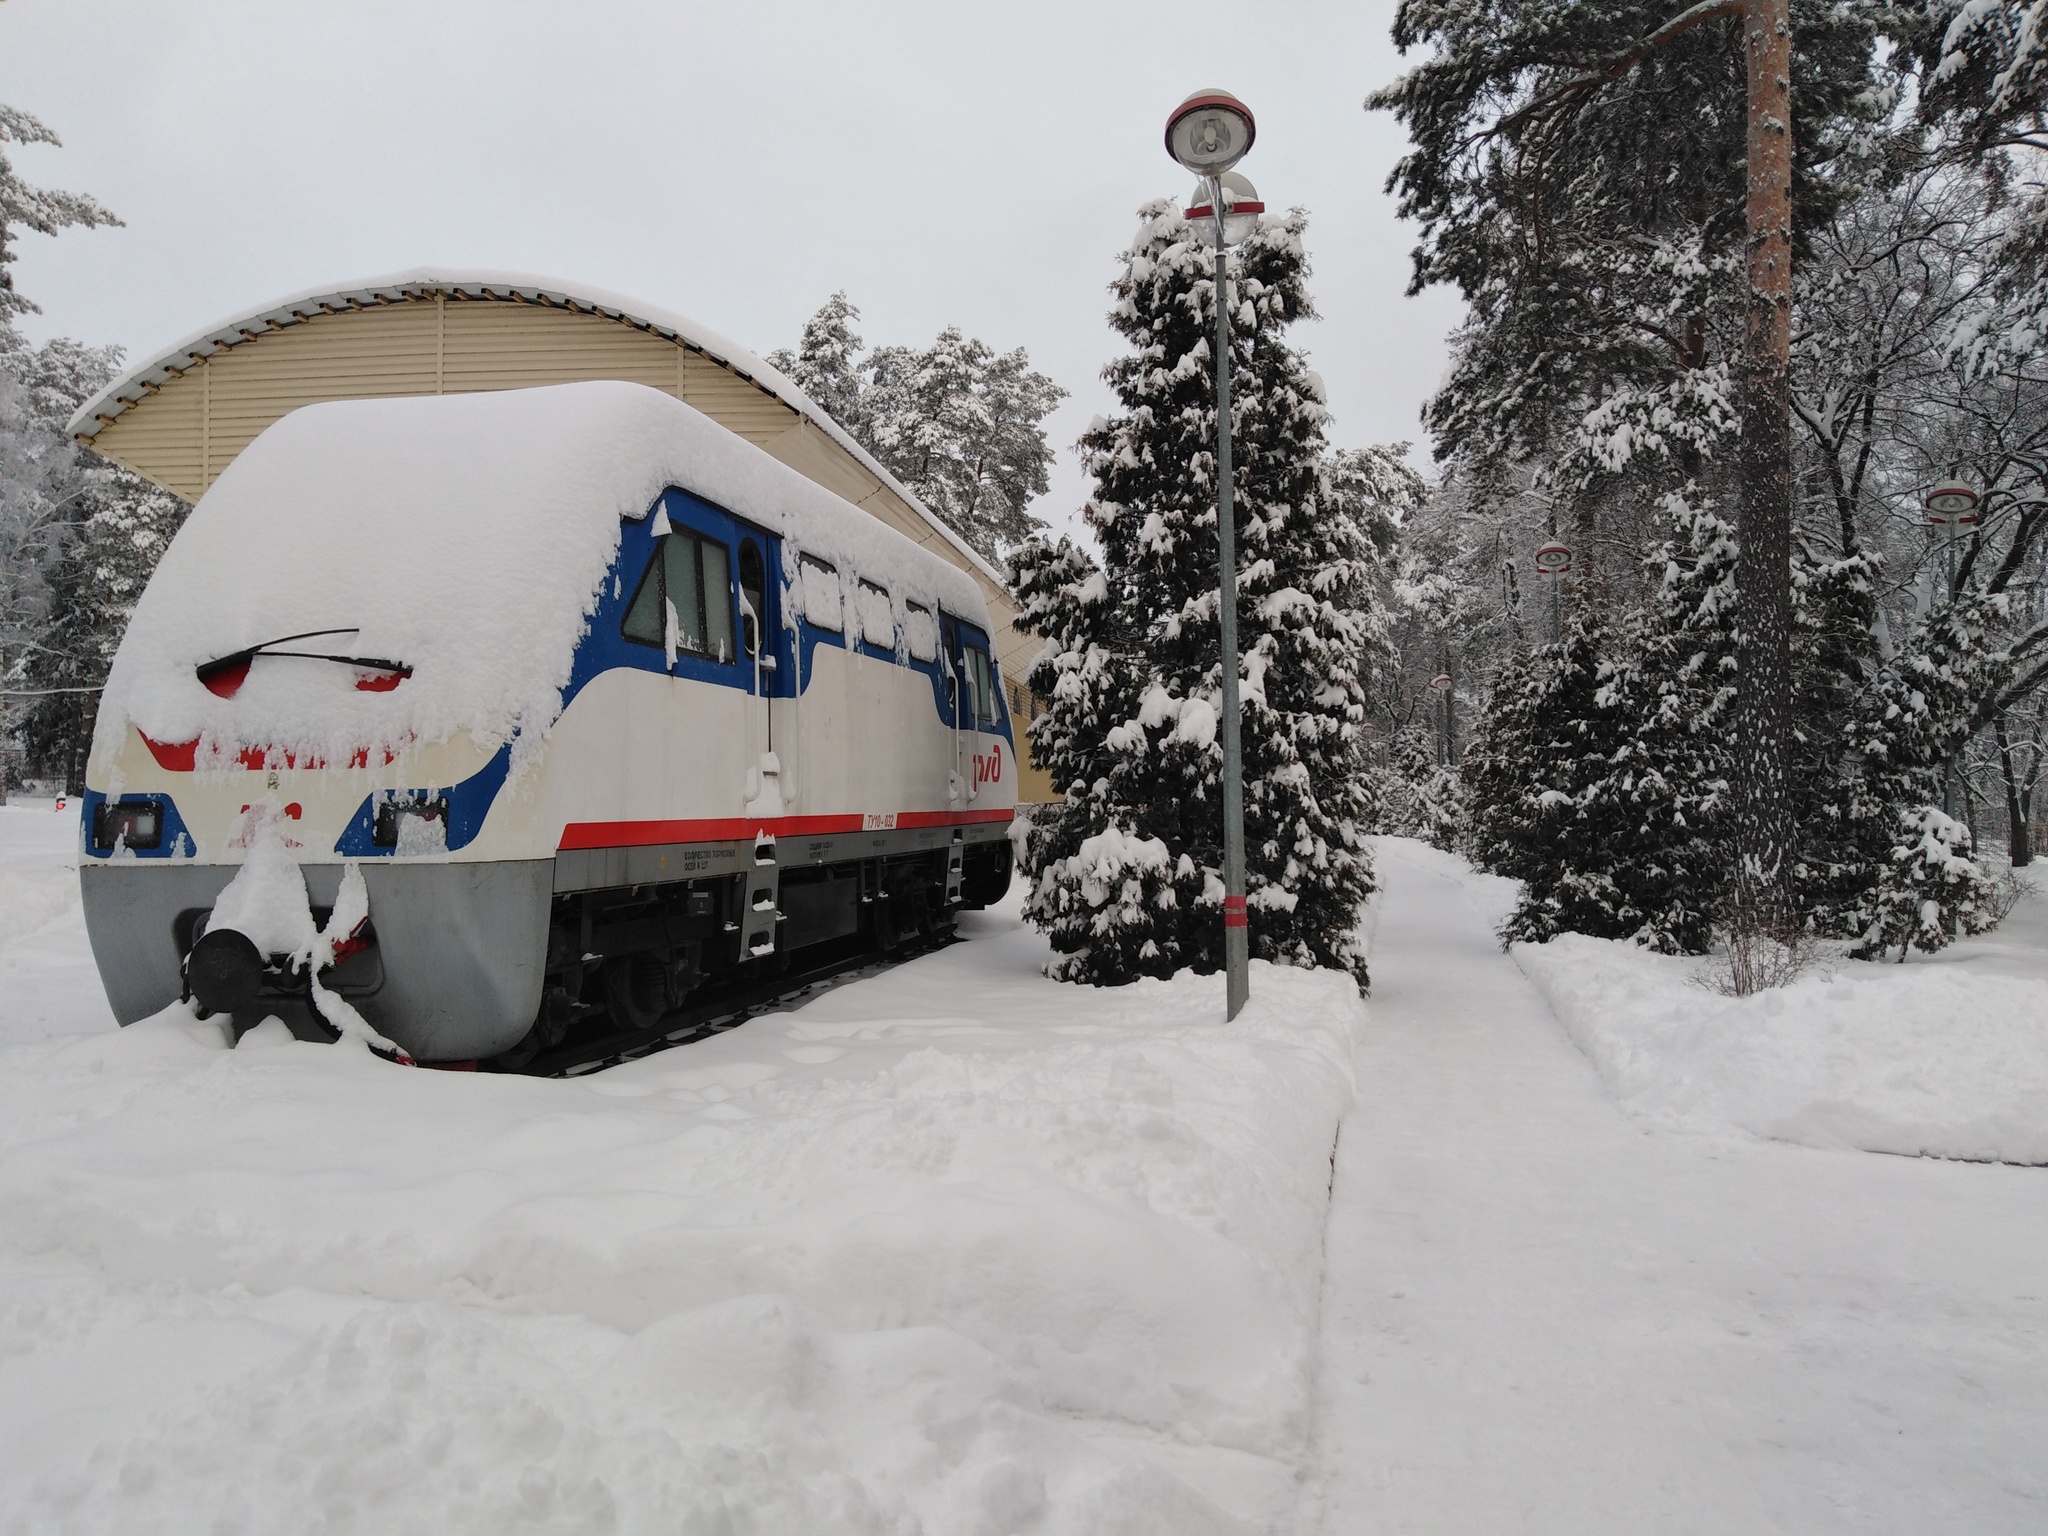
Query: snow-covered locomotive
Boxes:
[{"xmin": 79, "ymin": 381, "xmax": 1017, "ymax": 1063}]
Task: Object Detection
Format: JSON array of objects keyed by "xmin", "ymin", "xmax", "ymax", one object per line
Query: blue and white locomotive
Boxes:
[{"xmin": 80, "ymin": 381, "xmax": 1017, "ymax": 1063}]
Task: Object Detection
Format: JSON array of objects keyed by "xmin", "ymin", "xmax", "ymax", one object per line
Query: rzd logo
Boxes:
[{"xmin": 973, "ymin": 742, "xmax": 1003, "ymax": 787}]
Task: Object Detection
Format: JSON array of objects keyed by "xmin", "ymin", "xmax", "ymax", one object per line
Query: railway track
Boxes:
[{"xmin": 516, "ymin": 926, "xmax": 962, "ymax": 1078}]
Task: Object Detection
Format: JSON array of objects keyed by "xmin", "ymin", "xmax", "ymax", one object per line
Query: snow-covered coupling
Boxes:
[{"xmin": 1012, "ymin": 201, "xmax": 1406, "ymax": 989}]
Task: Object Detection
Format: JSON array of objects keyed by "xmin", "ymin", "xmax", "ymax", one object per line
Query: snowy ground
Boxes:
[
  {"xmin": 1314, "ymin": 838, "xmax": 2048, "ymax": 1534},
  {"xmin": 4, "ymin": 808, "xmax": 2045, "ymax": 1533},
  {"xmin": 1515, "ymin": 900, "xmax": 2048, "ymax": 1163},
  {"xmin": 0, "ymin": 802, "xmax": 1357, "ymax": 1535}
]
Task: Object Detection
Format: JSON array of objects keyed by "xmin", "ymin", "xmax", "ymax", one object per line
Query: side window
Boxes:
[
  {"xmin": 903, "ymin": 601, "xmax": 939, "ymax": 663},
  {"xmin": 799, "ymin": 554, "xmax": 843, "ymax": 632},
  {"xmin": 622, "ymin": 526, "xmax": 736, "ymax": 662},
  {"xmin": 856, "ymin": 579, "xmax": 894, "ymax": 650}
]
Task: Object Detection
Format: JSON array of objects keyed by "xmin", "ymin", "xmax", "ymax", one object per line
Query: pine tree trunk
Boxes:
[
  {"xmin": 1731, "ymin": 0, "xmax": 1795, "ymax": 924},
  {"xmin": 1997, "ymin": 721, "xmax": 2033, "ymax": 867}
]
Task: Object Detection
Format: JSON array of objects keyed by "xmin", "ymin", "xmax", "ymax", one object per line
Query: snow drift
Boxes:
[
  {"xmin": 1514, "ymin": 927, "xmax": 2048, "ymax": 1164},
  {"xmin": 0, "ymin": 891, "xmax": 1360, "ymax": 1533}
]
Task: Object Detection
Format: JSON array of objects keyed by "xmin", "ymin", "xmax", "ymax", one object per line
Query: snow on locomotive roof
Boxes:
[
  {"xmin": 62, "ymin": 267, "xmax": 1008, "ymax": 592},
  {"xmin": 95, "ymin": 381, "xmax": 992, "ymax": 771}
]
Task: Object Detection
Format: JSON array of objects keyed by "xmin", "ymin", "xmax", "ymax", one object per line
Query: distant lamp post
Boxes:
[
  {"xmin": 1533, "ymin": 542, "xmax": 1573, "ymax": 643},
  {"xmin": 1925, "ymin": 481, "xmax": 1981, "ymax": 526},
  {"xmin": 1166, "ymin": 89, "xmax": 1255, "ymax": 177},
  {"xmin": 1167, "ymin": 87, "xmax": 1258, "ymax": 1023}
]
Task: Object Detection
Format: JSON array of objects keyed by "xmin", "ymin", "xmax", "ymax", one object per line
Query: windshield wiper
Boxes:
[
  {"xmin": 197, "ymin": 629, "xmax": 411, "ymax": 697},
  {"xmin": 198, "ymin": 629, "xmax": 408, "ymax": 677}
]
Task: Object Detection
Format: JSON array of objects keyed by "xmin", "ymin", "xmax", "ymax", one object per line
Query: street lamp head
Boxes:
[
  {"xmin": 1166, "ymin": 89, "xmax": 1255, "ymax": 176},
  {"xmin": 1924, "ymin": 480, "xmax": 1981, "ymax": 522},
  {"xmin": 1185, "ymin": 172, "xmax": 1265, "ymax": 246}
]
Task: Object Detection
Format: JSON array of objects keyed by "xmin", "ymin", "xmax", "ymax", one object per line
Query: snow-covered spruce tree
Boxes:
[
  {"xmin": 1463, "ymin": 497, "xmax": 1736, "ymax": 957},
  {"xmin": 1008, "ymin": 533, "xmax": 1189, "ymax": 978},
  {"xmin": 1017, "ymin": 200, "xmax": 1382, "ymax": 988},
  {"xmin": 1855, "ymin": 805, "xmax": 1998, "ymax": 961},
  {"xmin": 1381, "ymin": 720, "xmax": 1466, "ymax": 851},
  {"xmin": 1462, "ymin": 610, "xmax": 1645, "ymax": 945},
  {"xmin": 1824, "ymin": 584, "xmax": 2014, "ymax": 944}
]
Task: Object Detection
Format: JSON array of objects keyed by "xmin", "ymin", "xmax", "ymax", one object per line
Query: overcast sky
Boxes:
[{"xmin": 1, "ymin": 0, "xmax": 1461, "ymax": 534}]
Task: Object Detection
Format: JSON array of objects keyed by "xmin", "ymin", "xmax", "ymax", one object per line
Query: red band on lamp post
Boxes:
[{"xmin": 1223, "ymin": 894, "xmax": 1249, "ymax": 929}]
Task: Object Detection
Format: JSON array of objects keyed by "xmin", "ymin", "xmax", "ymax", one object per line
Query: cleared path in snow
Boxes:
[{"xmin": 1310, "ymin": 838, "xmax": 2048, "ymax": 1535}]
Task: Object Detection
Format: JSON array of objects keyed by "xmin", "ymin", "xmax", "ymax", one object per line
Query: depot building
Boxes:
[{"xmin": 67, "ymin": 269, "xmax": 1052, "ymax": 802}]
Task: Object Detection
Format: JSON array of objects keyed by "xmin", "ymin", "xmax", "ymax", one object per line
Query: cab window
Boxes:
[
  {"xmin": 623, "ymin": 528, "xmax": 735, "ymax": 661},
  {"xmin": 965, "ymin": 645, "xmax": 999, "ymax": 725}
]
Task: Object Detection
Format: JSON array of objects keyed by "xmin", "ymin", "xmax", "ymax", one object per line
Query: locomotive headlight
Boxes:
[
  {"xmin": 372, "ymin": 793, "xmax": 450, "ymax": 849},
  {"xmin": 93, "ymin": 798, "xmax": 165, "ymax": 852}
]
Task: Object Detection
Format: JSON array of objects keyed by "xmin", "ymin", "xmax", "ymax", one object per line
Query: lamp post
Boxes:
[{"xmin": 1166, "ymin": 88, "xmax": 1260, "ymax": 1021}]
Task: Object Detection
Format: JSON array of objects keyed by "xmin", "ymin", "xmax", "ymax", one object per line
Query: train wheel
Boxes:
[{"xmin": 603, "ymin": 953, "xmax": 671, "ymax": 1033}]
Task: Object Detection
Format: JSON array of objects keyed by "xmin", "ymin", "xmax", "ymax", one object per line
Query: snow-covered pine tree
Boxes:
[
  {"xmin": 1, "ymin": 105, "xmax": 120, "ymax": 325},
  {"xmin": 1019, "ymin": 199, "xmax": 1382, "ymax": 987},
  {"xmin": 19, "ymin": 468, "xmax": 186, "ymax": 791},
  {"xmin": 1, "ymin": 327, "xmax": 190, "ymax": 791},
  {"xmin": 766, "ymin": 291, "xmax": 867, "ymax": 439},
  {"xmin": 771, "ymin": 297, "xmax": 1066, "ymax": 564},
  {"xmin": 865, "ymin": 328, "xmax": 1065, "ymax": 563}
]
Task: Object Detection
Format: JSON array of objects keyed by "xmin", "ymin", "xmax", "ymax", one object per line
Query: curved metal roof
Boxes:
[{"xmin": 65, "ymin": 268, "xmax": 1005, "ymax": 587}]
